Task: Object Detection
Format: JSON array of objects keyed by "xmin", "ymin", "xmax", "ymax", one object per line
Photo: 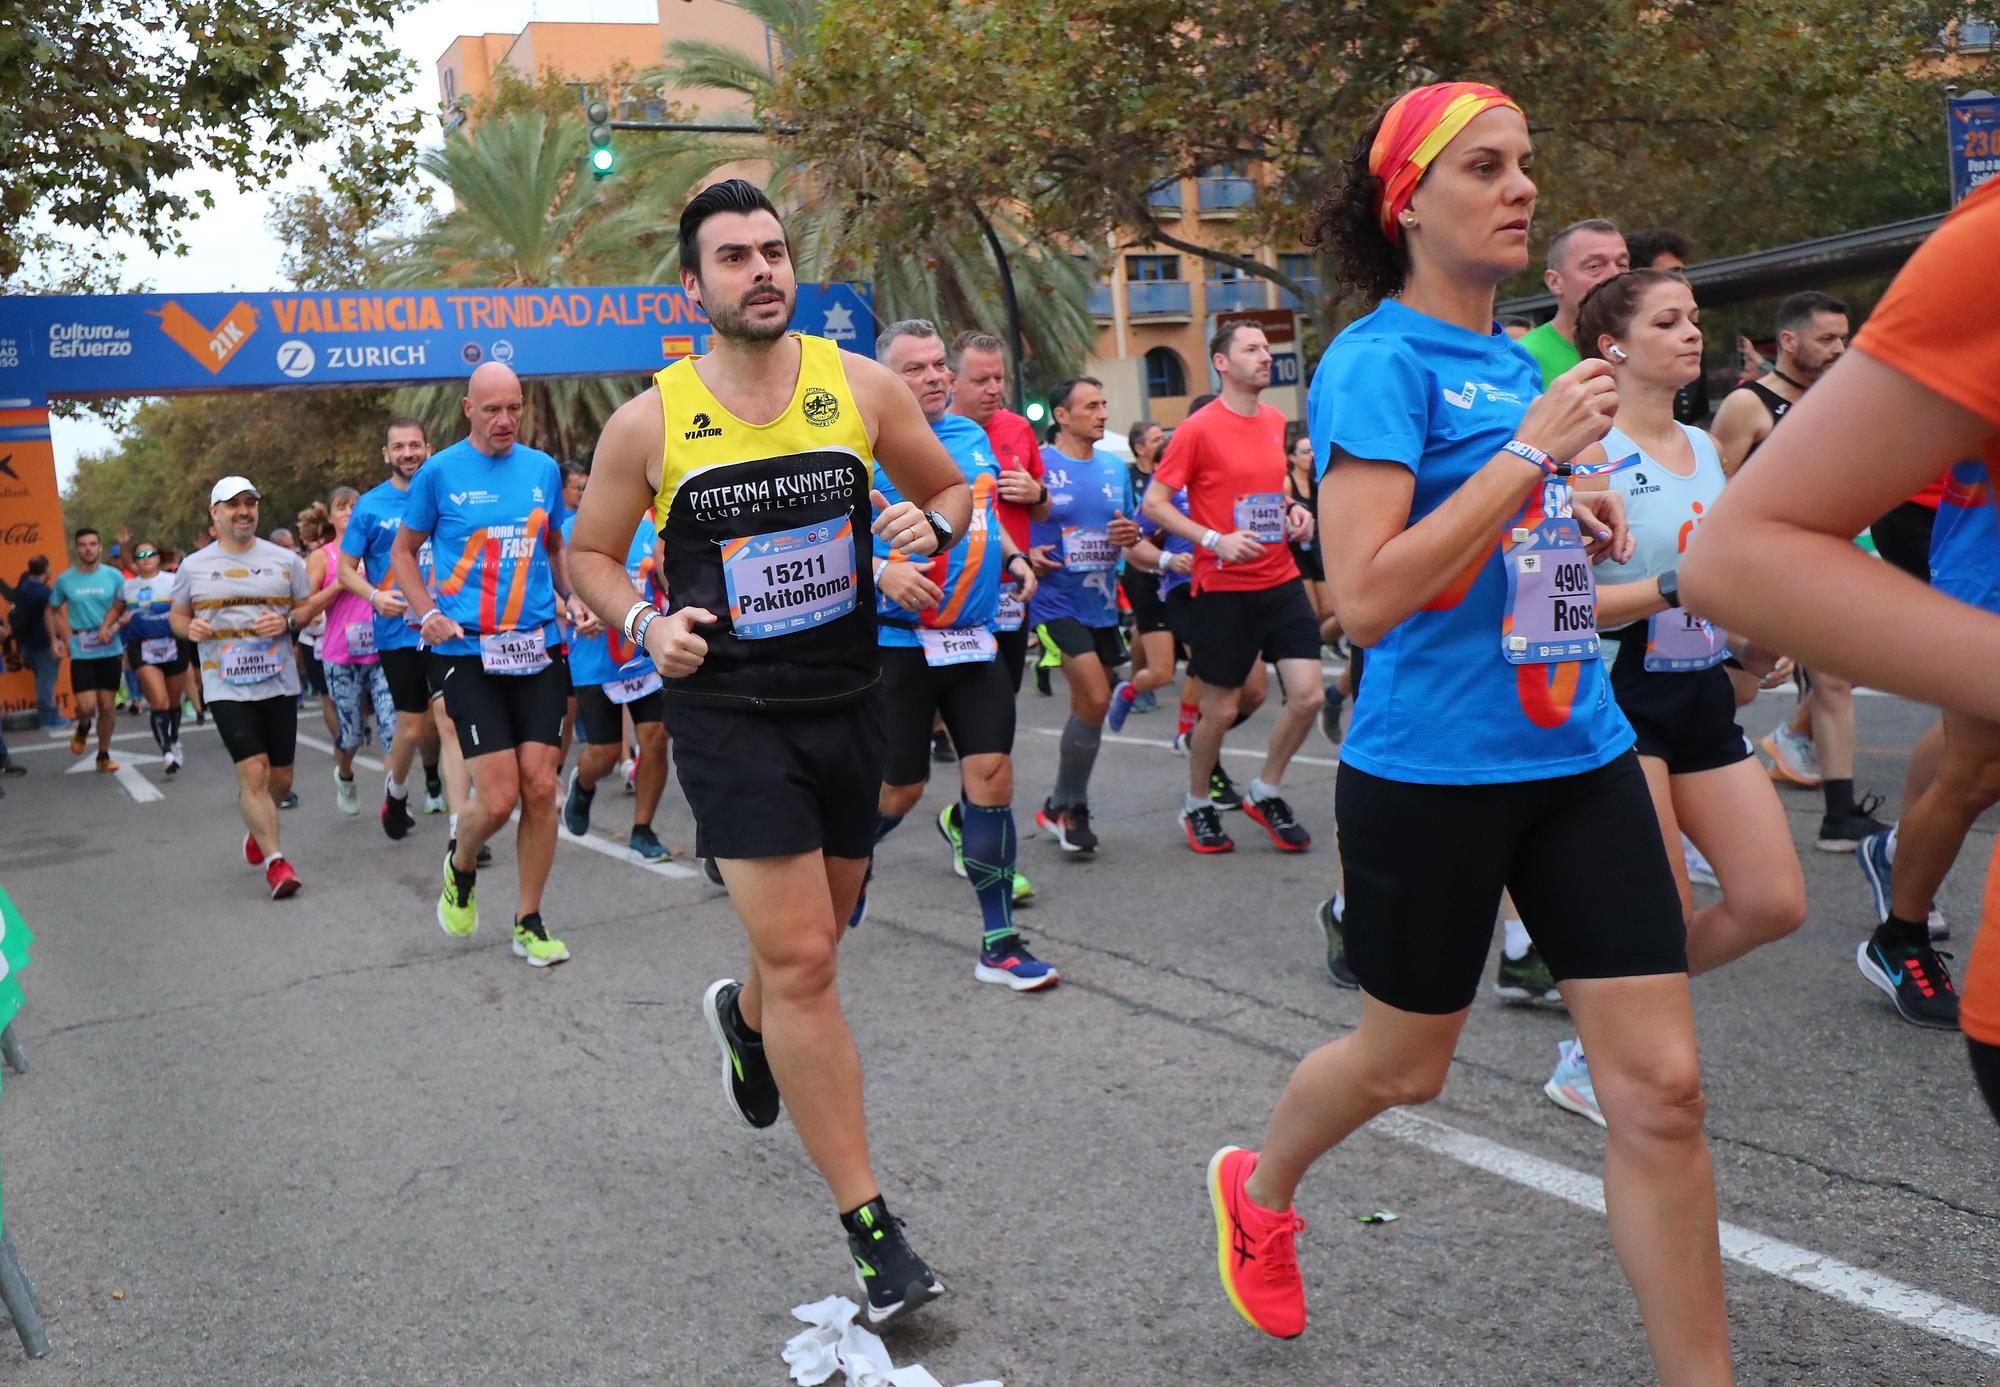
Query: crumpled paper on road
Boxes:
[{"xmin": 782, "ymin": 1295, "xmax": 1001, "ymax": 1387}]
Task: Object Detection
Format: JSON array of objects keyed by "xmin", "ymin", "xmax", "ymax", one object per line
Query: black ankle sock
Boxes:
[
  {"xmin": 1876, "ymin": 913, "xmax": 1928, "ymax": 951},
  {"xmin": 1823, "ymin": 778, "xmax": 1856, "ymax": 819},
  {"xmin": 839, "ymin": 1194, "xmax": 888, "ymax": 1235}
]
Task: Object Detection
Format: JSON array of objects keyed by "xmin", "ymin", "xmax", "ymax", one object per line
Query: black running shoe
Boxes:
[
  {"xmin": 1317, "ymin": 897, "xmax": 1358, "ymax": 989},
  {"xmin": 1817, "ymin": 794, "xmax": 1891, "ymax": 853},
  {"xmin": 703, "ymin": 978, "xmax": 781, "ymax": 1127},
  {"xmin": 1036, "ymin": 800, "xmax": 1098, "ymax": 855},
  {"xmin": 845, "ymin": 1199, "xmax": 944, "ymax": 1328},
  {"xmin": 1181, "ymin": 802, "xmax": 1234, "ymax": 853},
  {"xmin": 1856, "ymin": 934, "xmax": 1960, "ymax": 1029},
  {"xmin": 446, "ymin": 837, "xmax": 494, "ymax": 868},
  {"xmin": 1320, "ymin": 684, "xmax": 1345, "ymax": 748},
  {"xmin": 1244, "ymin": 793, "xmax": 1310, "ymax": 853},
  {"xmin": 1495, "ymin": 946, "xmax": 1564, "ymax": 1007},
  {"xmin": 381, "ymin": 791, "xmax": 414, "ymax": 842},
  {"xmin": 1208, "ymin": 765, "xmax": 1244, "ymax": 811},
  {"xmin": 930, "ymin": 729, "xmax": 957, "ymax": 764}
]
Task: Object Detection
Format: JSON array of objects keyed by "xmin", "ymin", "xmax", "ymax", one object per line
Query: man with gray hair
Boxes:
[
  {"xmin": 1519, "ymin": 218, "xmax": 1629, "ymax": 387},
  {"xmin": 854, "ymin": 319, "xmax": 1055, "ymax": 988}
]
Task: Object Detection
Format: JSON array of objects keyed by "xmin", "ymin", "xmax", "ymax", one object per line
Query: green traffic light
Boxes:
[
  {"xmin": 590, "ymin": 147, "xmax": 616, "ymax": 175},
  {"xmin": 1026, "ymin": 401, "xmax": 1046, "ymax": 422}
]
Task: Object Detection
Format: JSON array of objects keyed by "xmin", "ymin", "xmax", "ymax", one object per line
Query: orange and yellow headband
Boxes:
[{"xmin": 1369, "ymin": 81, "xmax": 1522, "ymax": 244}]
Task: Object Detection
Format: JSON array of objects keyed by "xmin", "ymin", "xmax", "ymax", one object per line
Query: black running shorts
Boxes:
[
  {"xmin": 69, "ymin": 654, "xmax": 123, "ymax": 696},
  {"xmin": 210, "ymin": 695, "xmax": 299, "ymax": 768},
  {"xmin": 1869, "ymin": 499, "xmax": 1935, "ymax": 585},
  {"xmin": 1334, "ymin": 750, "xmax": 1687, "ymax": 1014},
  {"xmin": 1037, "ymin": 617, "xmax": 1125, "ymax": 669},
  {"xmin": 574, "ymin": 682, "xmax": 664, "ymax": 746},
  {"xmin": 996, "ymin": 625, "xmax": 1031, "ymax": 695},
  {"xmin": 427, "ymin": 653, "xmax": 570, "ymax": 758},
  {"xmin": 878, "ymin": 645, "xmax": 1017, "ymax": 785},
  {"xmin": 1122, "ymin": 568, "xmax": 1169, "ymax": 635},
  {"xmin": 1162, "ymin": 585, "xmax": 1196, "ymax": 648},
  {"xmin": 1609, "ymin": 644, "xmax": 1754, "ymax": 776},
  {"xmin": 377, "ymin": 646, "xmax": 433, "ymax": 716},
  {"xmin": 1186, "ymin": 578, "xmax": 1322, "ymax": 689},
  {"xmin": 665, "ymin": 699, "xmax": 883, "ymax": 860},
  {"xmin": 125, "ymin": 640, "xmax": 189, "ymax": 677}
]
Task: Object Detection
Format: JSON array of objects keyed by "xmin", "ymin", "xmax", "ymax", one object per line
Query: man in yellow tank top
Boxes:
[{"xmin": 572, "ymin": 179, "xmax": 971, "ymax": 1329}]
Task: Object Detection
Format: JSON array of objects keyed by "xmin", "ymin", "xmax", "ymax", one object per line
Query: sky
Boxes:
[{"xmin": 47, "ymin": 0, "xmax": 659, "ymax": 488}]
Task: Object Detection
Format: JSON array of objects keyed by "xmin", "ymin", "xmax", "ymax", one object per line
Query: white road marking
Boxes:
[
  {"xmin": 9, "ymin": 731, "xmax": 152, "ymax": 756},
  {"xmin": 1372, "ymin": 1107, "xmax": 2000, "ymax": 1359},
  {"xmin": 63, "ymin": 753, "xmax": 164, "ymax": 803},
  {"xmin": 293, "ymin": 732, "xmax": 696, "ymax": 879},
  {"xmin": 1026, "ymin": 723, "xmax": 1340, "ymax": 768}
]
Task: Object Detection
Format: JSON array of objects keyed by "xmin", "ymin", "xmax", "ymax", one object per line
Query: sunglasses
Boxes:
[{"xmin": 134, "ymin": 549, "xmax": 158, "ymax": 559}]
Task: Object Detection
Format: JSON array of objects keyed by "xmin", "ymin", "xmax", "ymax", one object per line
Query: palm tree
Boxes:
[
  {"xmin": 374, "ymin": 113, "xmax": 655, "ymax": 461},
  {"xmin": 626, "ymin": 0, "xmax": 1100, "ymax": 387}
]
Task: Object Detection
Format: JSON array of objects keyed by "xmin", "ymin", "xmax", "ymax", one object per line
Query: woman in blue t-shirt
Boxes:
[{"xmin": 1203, "ymin": 83, "xmax": 1734, "ymax": 1383}]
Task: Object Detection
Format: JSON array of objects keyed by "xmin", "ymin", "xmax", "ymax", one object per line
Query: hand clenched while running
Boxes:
[
  {"xmin": 1570, "ymin": 490, "xmax": 1633, "ymax": 566},
  {"xmin": 646, "ymin": 606, "xmax": 718, "ymax": 678},
  {"xmin": 1516, "ymin": 359, "xmax": 1619, "ymax": 463}
]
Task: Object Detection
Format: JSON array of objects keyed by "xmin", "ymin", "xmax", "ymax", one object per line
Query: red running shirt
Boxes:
[
  {"xmin": 1152, "ymin": 399, "xmax": 1299, "ymax": 594},
  {"xmin": 978, "ymin": 408, "xmax": 1045, "ymax": 556}
]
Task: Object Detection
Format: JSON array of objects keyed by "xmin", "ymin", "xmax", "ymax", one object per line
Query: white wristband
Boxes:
[
  {"xmin": 874, "ymin": 558, "xmax": 889, "ymax": 582},
  {"xmin": 621, "ymin": 600, "xmax": 651, "ymax": 641},
  {"xmin": 1200, "ymin": 529, "xmax": 1220, "ymax": 551},
  {"xmin": 632, "ymin": 608, "xmax": 660, "ymax": 650}
]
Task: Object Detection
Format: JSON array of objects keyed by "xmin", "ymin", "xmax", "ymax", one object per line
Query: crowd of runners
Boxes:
[{"xmin": 6, "ymin": 76, "xmax": 1999, "ymax": 1387}]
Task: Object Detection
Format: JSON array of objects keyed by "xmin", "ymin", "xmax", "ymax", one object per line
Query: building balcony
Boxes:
[
  {"xmin": 1277, "ymin": 276, "xmax": 1322, "ymax": 312},
  {"xmin": 1127, "ymin": 280, "xmax": 1193, "ymax": 320},
  {"xmin": 1147, "ymin": 183, "xmax": 1184, "ymax": 214},
  {"xmin": 1086, "ymin": 285, "xmax": 1114, "ymax": 320},
  {"xmin": 1205, "ymin": 278, "xmax": 1268, "ymax": 313},
  {"xmin": 1197, "ymin": 177, "xmax": 1256, "ymax": 215}
]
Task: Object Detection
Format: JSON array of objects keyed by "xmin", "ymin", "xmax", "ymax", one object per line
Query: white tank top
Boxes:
[{"xmin": 1592, "ymin": 422, "xmax": 1727, "ymax": 588}]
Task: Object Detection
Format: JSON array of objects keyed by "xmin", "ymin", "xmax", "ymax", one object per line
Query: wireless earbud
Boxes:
[{"xmin": 1607, "ymin": 344, "xmax": 1628, "ymax": 362}]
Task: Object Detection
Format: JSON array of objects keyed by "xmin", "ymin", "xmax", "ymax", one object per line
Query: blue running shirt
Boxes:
[
  {"xmin": 1929, "ymin": 461, "xmax": 2000, "ymax": 613},
  {"xmin": 564, "ymin": 512, "xmax": 662, "ymax": 685},
  {"xmin": 341, "ymin": 476, "xmax": 433, "ymax": 654},
  {"xmin": 401, "ymin": 440, "xmax": 567, "ymax": 658},
  {"xmin": 1030, "ymin": 444, "xmax": 1131, "ymax": 629},
  {"xmin": 873, "ymin": 413, "xmax": 1004, "ymax": 647},
  {"xmin": 1308, "ymin": 298, "xmax": 1630, "ymax": 784}
]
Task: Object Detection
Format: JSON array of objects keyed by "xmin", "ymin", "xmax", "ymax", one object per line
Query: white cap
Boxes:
[{"xmin": 209, "ymin": 475, "xmax": 261, "ymax": 507}]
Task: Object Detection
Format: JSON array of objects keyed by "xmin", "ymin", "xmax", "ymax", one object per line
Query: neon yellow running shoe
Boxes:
[
  {"xmin": 437, "ymin": 850, "xmax": 477, "ymax": 938},
  {"xmin": 512, "ymin": 912, "xmax": 569, "ymax": 967},
  {"xmin": 1011, "ymin": 870, "xmax": 1034, "ymax": 903}
]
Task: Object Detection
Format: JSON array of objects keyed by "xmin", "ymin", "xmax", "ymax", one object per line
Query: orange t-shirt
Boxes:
[
  {"xmin": 1854, "ymin": 177, "xmax": 2000, "ymax": 1045},
  {"xmin": 1152, "ymin": 398, "xmax": 1300, "ymax": 594}
]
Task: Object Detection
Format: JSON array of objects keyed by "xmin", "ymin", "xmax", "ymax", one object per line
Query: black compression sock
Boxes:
[
  {"xmin": 149, "ymin": 709, "xmax": 172, "ymax": 753},
  {"xmin": 840, "ymin": 1194, "xmax": 889, "ymax": 1235},
  {"xmin": 1823, "ymin": 778, "xmax": 1856, "ymax": 819}
]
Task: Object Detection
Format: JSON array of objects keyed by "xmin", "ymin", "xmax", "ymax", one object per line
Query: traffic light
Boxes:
[{"xmin": 586, "ymin": 99, "xmax": 615, "ymax": 177}]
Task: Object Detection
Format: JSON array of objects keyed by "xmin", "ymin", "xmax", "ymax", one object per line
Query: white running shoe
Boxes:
[
  {"xmin": 1761, "ymin": 725, "xmax": 1823, "ymax": 787},
  {"xmin": 334, "ymin": 768, "xmax": 360, "ymax": 816},
  {"xmin": 1682, "ymin": 833, "xmax": 1718, "ymax": 889}
]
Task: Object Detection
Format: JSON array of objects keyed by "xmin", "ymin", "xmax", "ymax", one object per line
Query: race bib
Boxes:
[
  {"xmin": 479, "ymin": 627, "xmax": 551, "ymax": 676},
  {"xmin": 220, "ymin": 637, "xmax": 288, "ymax": 686},
  {"xmin": 1645, "ymin": 608, "xmax": 1729, "ymax": 673},
  {"xmin": 918, "ymin": 625, "xmax": 997, "ymax": 667},
  {"xmin": 995, "ymin": 586, "xmax": 1026, "ymax": 632},
  {"xmin": 75, "ymin": 627, "xmax": 119, "ymax": 657},
  {"xmin": 1234, "ymin": 492, "xmax": 1287, "ymax": 545},
  {"xmin": 723, "ymin": 519, "xmax": 858, "ymax": 641},
  {"xmin": 1502, "ymin": 519, "xmax": 1599, "ymax": 665},
  {"xmin": 1062, "ymin": 526, "xmax": 1118, "ymax": 572},
  {"xmin": 603, "ymin": 668, "xmax": 663, "ymax": 704},
  {"xmin": 344, "ymin": 621, "xmax": 377, "ymax": 660},
  {"xmin": 140, "ymin": 636, "xmax": 179, "ymax": 666}
]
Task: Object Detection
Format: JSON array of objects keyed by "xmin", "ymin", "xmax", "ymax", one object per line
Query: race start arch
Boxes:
[{"xmin": 0, "ymin": 281, "xmax": 876, "ymax": 721}]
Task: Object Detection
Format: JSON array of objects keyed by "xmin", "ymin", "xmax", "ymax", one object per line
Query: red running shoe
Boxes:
[
  {"xmin": 265, "ymin": 857, "xmax": 301, "ymax": 900},
  {"xmin": 1207, "ymin": 1145, "xmax": 1307, "ymax": 1338},
  {"xmin": 242, "ymin": 831, "xmax": 266, "ymax": 869}
]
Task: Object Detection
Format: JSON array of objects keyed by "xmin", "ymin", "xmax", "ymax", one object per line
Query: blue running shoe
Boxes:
[
  {"xmin": 1105, "ymin": 680, "xmax": 1137, "ymax": 733},
  {"xmin": 974, "ymin": 934, "xmax": 1059, "ymax": 991},
  {"xmin": 1856, "ymin": 829, "xmax": 1893, "ymax": 924},
  {"xmin": 848, "ymin": 861, "xmax": 872, "ymax": 930},
  {"xmin": 1133, "ymin": 689, "xmax": 1159, "ymax": 714},
  {"xmin": 562, "ymin": 766, "xmax": 594, "ymax": 838},
  {"xmin": 1543, "ymin": 1038, "xmax": 1604, "ymax": 1127}
]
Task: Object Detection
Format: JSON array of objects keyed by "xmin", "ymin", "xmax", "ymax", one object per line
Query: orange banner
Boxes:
[{"xmin": 0, "ymin": 409, "xmax": 74, "ymax": 724}]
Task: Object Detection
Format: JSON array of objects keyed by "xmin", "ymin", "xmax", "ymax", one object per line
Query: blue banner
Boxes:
[
  {"xmin": 1948, "ymin": 93, "xmax": 2000, "ymax": 205},
  {"xmin": 0, "ymin": 284, "xmax": 875, "ymax": 406}
]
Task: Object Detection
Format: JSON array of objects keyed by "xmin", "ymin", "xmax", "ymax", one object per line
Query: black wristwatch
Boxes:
[
  {"xmin": 1034, "ymin": 482, "xmax": 1050, "ymax": 506},
  {"xmin": 924, "ymin": 509, "xmax": 955, "ymax": 551},
  {"xmin": 1657, "ymin": 570, "xmax": 1681, "ymax": 608},
  {"xmin": 1006, "ymin": 552, "xmax": 1031, "ymax": 578}
]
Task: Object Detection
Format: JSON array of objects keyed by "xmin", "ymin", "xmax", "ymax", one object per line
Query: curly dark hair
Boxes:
[{"xmin": 1306, "ymin": 102, "xmax": 1407, "ymax": 304}]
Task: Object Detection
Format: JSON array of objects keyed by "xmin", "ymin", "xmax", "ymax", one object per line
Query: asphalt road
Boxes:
[{"xmin": 0, "ymin": 677, "xmax": 1994, "ymax": 1386}]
